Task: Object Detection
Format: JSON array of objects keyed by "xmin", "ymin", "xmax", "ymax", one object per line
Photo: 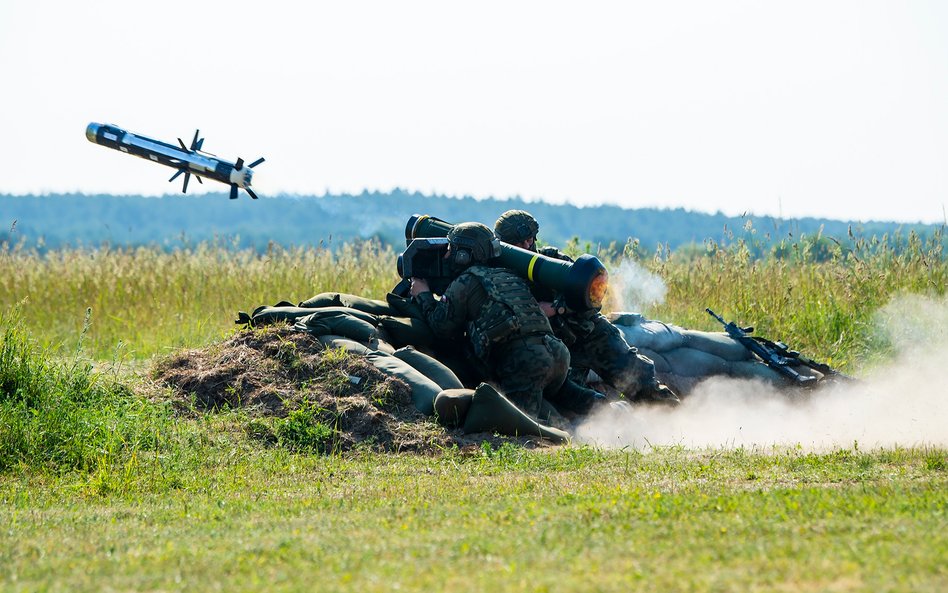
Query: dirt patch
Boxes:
[{"xmin": 150, "ymin": 325, "xmax": 554, "ymax": 454}]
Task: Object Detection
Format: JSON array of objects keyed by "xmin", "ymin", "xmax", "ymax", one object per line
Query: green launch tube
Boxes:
[
  {"xmin": 402, "ymin": 214, "xmax": 608, "ymax": 311},
  {"xmin": 405, "ymin": 214, "xmax": 454, "ymax": 243}
]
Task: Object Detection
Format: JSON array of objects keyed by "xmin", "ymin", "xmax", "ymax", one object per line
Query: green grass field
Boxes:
[
  {"xmin": 1, "ymin": 226, "xmax": 946, "ymax": 591},
  {"xmin": 3, "ymin": 445, "xmax": 946, "ymax": 592}
]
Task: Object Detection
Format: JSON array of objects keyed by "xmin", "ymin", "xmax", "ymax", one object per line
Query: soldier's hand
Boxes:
[
  {"xmin": 410, "ymin": 277, "xmax": 430, "ymax": 297},
  {"xmin": 539, "ymin": 301, "xmax": 563, "ymax": 318}
]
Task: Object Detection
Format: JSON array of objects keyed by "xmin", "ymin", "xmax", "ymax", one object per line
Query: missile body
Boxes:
[{"xmin": 85, "ymin": 122, "xmax": 264, "ymax": 199}]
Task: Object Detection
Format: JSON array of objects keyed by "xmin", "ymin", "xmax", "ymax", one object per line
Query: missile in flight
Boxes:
[{"xmin": 85, "ymin": 122, "xmax": 265, "ymax": 199}]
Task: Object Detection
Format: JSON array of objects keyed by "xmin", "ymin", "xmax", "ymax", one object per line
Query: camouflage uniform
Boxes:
[
  {"xmin": 536, "ymin": 245, "xmax": 661, "ymax": 399},
  {"xmin": 494, "ymin": 210, "xmax": 678, "ymax": 404},
  {"xmin": 415, "ymin": 265, "xmax": 570, "ymax": 420}
]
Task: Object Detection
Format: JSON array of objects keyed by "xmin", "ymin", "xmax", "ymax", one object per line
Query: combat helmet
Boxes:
[
  {"xmin": 446, "ymin": 222, "xmax": 501, "ymax": 267},
  {"xmin": 494, "ymin": 210, "xmax": 539, "ymax": 245}
]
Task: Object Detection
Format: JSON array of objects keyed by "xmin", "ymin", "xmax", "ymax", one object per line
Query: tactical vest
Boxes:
[{"xmin": 463, "ymin": 266, "xmax": 552, "ymax": 362}]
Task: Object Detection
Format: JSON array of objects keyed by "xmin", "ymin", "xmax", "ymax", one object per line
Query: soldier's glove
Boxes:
[{"xmin": 550, "ymin": 315, "xmax": 578, "ymax": 346}]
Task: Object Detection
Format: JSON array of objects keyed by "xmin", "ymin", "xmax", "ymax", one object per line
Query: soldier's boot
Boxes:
[
  {"xmin": 629, "ymin": 379, "xmax": 681, "ymax": 407},
  {"xmin": 433, "ymin": 388, "xmax": 474, "ymax": 427},
  {"xmin": 462, "ymin": 383, "xmax": 570, "ymax": 443},
  {"xmin": 548, "ymin": 378, "xmax": 608, "ymax": 416}
]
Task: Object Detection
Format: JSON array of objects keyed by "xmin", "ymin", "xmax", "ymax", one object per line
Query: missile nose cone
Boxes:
[{"xmin": 85, "ymin": 123, "xmax": 101, "ymax": 143}]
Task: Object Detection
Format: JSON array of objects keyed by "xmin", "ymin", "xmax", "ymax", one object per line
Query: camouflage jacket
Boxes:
[
  {"xmin": 534, "ymin": 246, "xmax": 599, "ymax": 337},
  {"xmin": 415, "ymin": 266, "xmax": 551, "ymax": 357}
]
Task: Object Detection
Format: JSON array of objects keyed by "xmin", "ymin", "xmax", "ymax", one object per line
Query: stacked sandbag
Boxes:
[
  {"xmin": 293, "ymin": 308, "xmax": 379, "ymax": 343},
  {"xmin": 311, "ymin": 334, "xmax": 440, "ymax": 415},
  {"xmin": 299, "ymin": 292, "xmax": 396, "ymax": 316},
  {"xmin": 238, "ymin": 292, "xmax": 494, "ymax": 417},
  {"xmin": 238, "ymin": 303, "xmax": 378, "ymax": 328},
  {"xmin": 392, "ymin": 346, "xmax": 464, "ymax": 390},
  {"xmin": 363, "ymin": 351, "xmax": 443, "ymax": 415},
  {"xmin": 377, "ymin": 316, "xmax": 436, "ymax": 349},
  {"xmin": 607, "ymin": 312, "xmax": 791, "ymax": 389}
]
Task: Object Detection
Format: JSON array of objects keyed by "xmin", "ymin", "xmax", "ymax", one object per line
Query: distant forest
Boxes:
[{"xmin": 1, "ymin": 190, "xmax": 942, "ymax": 256}]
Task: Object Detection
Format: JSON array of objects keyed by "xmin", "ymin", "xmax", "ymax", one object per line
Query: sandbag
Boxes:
[
  {"xmin": 681, "ymin": 330, "xmax": 751, "ymax": 361},
  {"xmin": 635, "ymin": 347, "xmax": 672, "ymax": 374},
  {"xmin": 378, "ymin": 316, "xmax": 436, "ymax": 348},
  {"xmin": 246, "ymin": 305, "xmax": 323, "ymax": 326},
  {"xmin": 609, "ymin": 312, "xmax": 751, "ymax": 361},
  {"xmin": 661, "ymin": 347, "xmax": 731, "ymax": 378},
  {"xmin": 294, "ymin": 310, "xmax": 379, "ymax": 343},
  {"xmin": 316, "ymin": 335, "xmax": 373, "ymax": 356},
  {"xmin": 393, "ymin": 346, "xmax": 464, "ymax": 390},
  {"xmin": 248, "ymin": 305, "xmax": 377, "ymax": 328},
  {"xmin": 609, "ymin": 312, "xmax": 687, "ymax": 352},
  {"xmin": 299, "ymin": 292, "xmax": 395, "ymax": 316},
  {"xmin": 426, "ymin": 348, "xmax": 483, "ymax": 389},
  {"xmin": 365, "ymin": 351, "xmax": 441, "ymax": 415},
  {"xmin": 316, "ymin": 337, "xmax": 437, "ymax": 412},
  {"xmin": 386, "ymin": 292, "xmax": 425, "ymax": 319}
]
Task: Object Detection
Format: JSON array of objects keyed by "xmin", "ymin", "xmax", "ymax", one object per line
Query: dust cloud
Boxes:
[
  {"xmin": 606, "ymin": 259, "xmax": 667, "ymax": 313},
  {"xmin": 577, "ymin": 293, "xmax": 948, "ymax": 450}
]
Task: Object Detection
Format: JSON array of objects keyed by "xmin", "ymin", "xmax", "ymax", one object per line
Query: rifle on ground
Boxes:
[{"xmin": 706, "ymin": 308, "xmax": 851, "ymax": 387}]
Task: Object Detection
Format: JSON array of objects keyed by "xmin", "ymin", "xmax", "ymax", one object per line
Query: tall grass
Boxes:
[
  {"xmin": 0, "ymin": 226, "xmax": 945, "ymax": 365},
  {"xmin": 0, "ymin": 239, "xmax": 398, "ymax": 359},
  {"xmin": 0, "ymin": 308, "xmax": 173, "ymax": 476},
  {"xmin": 620, "ymin": 225, "xmax": 947, "ymax": 370}
]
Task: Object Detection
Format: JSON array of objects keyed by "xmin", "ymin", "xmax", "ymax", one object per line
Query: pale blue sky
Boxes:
[{"xmin": 1, "ymin": 1, "xmax": 946, "ymax": 223}]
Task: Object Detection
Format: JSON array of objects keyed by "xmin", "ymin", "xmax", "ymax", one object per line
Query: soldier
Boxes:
[
  {"xmin": 409, "ymin": 222, "xmax": 574, "ymax": 423},
  {"xmin": 493, "ymin": 210, "xmax": 680, "ymax": 406}
]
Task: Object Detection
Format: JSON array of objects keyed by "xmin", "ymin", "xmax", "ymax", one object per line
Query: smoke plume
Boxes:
[
  {"xmin": 606, "ymin": 258, "xmax": 667, "ymax": 312},
  {"xmin": 575, "ymin": 294, "xmax": 948, "ymax": 450}
]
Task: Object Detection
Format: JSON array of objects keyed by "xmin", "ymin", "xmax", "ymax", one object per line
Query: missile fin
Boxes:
[
  {"xmin": 249, "ymin": 157, "xmax": 265, "ymax": 168},
  {"xmin": 182, "ymin": 171, "xmax": 191, "ymax": 193},
  {"xmin": 169, "ymin": 169, "xmax": 185, "ymax": 183},
  {"xmin": 177, "ymin": 138, "xmax": 188, "ymax": 152},
  {"xmin": 245, "ymin": 187, "xmax": 259, "ymax": 200},
  {"xmin": 234, "ymin": 158, "xmax": 244, "ymax": 171},
  {"xmin": 229, "ymin": 184, "xmax": 239, "ymax": 200},
  {"xmin": 190, "ymin": 129, "xmax": 201, "ymax": 151}
]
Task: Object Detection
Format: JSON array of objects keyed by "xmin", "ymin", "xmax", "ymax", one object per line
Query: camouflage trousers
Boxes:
[
  {"xmin": 558, "ymin": 312, "xmax": 658, "ymax": 397},
  {"xmin": 489, "ymin": 334, "xmax": 570, "ymax": 421}
]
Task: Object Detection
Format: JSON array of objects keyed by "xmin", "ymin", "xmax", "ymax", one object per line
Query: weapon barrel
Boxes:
[{"xmin": 705, "ymin": 307, "xmax": 727, "ymax": 326}]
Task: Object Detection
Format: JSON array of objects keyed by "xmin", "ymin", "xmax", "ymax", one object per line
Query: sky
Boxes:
[{"xmin": 1, "ymin": 1, "xmax": 946, "ymax": 224}]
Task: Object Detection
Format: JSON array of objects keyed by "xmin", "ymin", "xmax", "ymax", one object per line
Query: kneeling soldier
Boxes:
[{"xmin": 410, "ymin": 222, "xmax": 572, "ymax": 422}]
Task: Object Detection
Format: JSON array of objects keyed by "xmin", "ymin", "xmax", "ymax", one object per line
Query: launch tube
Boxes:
[{"xmin": 402, "ymin": 214, "xmax": 608, "ymax": 311}]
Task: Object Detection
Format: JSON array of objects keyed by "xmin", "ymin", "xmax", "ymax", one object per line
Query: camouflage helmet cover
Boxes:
[
  {"xmin": 447, "ymin": 222, "xmax": 502, "ymax": 264},
  {"xmin": 494, "ymin": 210, "xmax": 539, "ymax": 244}
]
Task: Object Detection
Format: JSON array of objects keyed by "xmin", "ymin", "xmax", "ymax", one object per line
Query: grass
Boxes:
[
  {"xmin": 1, "ymin": 225, "xmax": 947, "ymax": 591},
  {"xmin": 1, "ymin": 225, "xmax": 943, "ymax": 366},
  {"xmin": 1, "ymin": 445, "xmax": 946, "ymax": 592},
  {"xmin": 0, "ymin": 239, "xmax": 399, "ymax": 359},
  {"xmin": 0, "ymin": 308, "xmax": 177, "ymax": 476}
]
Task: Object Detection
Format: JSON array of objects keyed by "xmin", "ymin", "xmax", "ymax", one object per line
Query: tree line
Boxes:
[{"xmin": 1, "ymin": 190, "xmax": 941, "ymax": 259}]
